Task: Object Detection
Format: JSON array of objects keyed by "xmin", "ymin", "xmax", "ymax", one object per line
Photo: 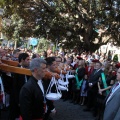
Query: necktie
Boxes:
[
  {"xmin": 94, "ymin": 70, "xmax": 97, "ymax": 75},
  {"xmin": 112, "ymin": 82, "xmax": 119, "ymax": 92}
]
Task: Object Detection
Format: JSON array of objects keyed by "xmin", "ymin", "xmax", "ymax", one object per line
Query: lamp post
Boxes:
[
  {"xmin": 0, "ymin": 8, "xmax": 4, "ymax": 39},
  {"xmin": 45, "ymin": 27, "xmax": 50, "ymax": 50},
  {"xmin": 45, "ymin": 28, "xmax": 50, "ymax": 39},
  {"xmin": 55, "ymin": 36, "xmax": 60, "ymax": 51}
]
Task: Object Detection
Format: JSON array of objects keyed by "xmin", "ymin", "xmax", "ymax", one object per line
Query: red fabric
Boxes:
[
  {"xmin": 112, "ymin": 71, "xmax": 116, "ymax": 76},
  {"xmin": 19, "ymin": 116, "xmax": 22, "ymax": 120},
  {"xmin": 0, "ymin": 93, "xmax": 3, "ymax": 102},
  {"xmin": 85, "ymin": 66, "xmax": 94, "ymax": 77},
  {"xmin": 85, "ymin": 66, "xmax": 88, "ymax": 75},
  {"xmin": 74, "ymin": 64, "xmax": 78, "ymax": 70},
  {"xmin": 77, "ymin": 56, "xmax": 83, "ymax": 60},
  {"xmin": 19, "ymin": 116, "xmax": 43, "ymax": 120},
  {"xmin": 92, "ymin": 59, "xmax": 99, "ymax": 62},
  {"xmin": 33, "ymin": 119, "xmax": 43, "ymax": 120},
  {"xmin": 115, "ymin": 63, "xmax": 120, "ymax": 68},
  {"xmin": 44, "ymin": 103, "xmax": 46, "ymax": 112}
]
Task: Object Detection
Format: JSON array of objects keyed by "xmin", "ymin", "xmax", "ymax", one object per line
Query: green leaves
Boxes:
[{"xmin": 1, "ymin": 0, "xmax": 120, "ymax": 51}]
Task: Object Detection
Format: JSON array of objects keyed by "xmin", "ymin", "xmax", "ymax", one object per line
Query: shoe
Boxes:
[
  {"xmin": 48, "ymin": 116, "xmax": 53, "ymax": 120},
  {"xmin": 93, "ymin": 112, "xmax": 97, "ymax": 117},
  {"xmin": 61, "ymin": 96, "xmax": 64, "ymax": 99},
  {"xmin": 94, "ymin": 116, "xmax": 99, "ymax": 120},
  {"xmin": 83, "ymin": 108, "xmax": 91, "ymax": 112},
  {"xmin": 69, "ymin": 100, "xmax": 74, "ymax": 103},
  {"xmin": 63, "ymin": 99, "xmax": 67, "ymax": 102},
  {"xmin": 74, "ymin": 100, "xmax": 79, "ymax": 104},
  {"xmin": 2, "ymin": 106, "xmax": 10, "ymax": 111},
  {"xmin": 80, "ymin": 103, "xmax": 84, "ymax": 106},
  {"xmin": 79, "ymin": 102, "xmax": 81, "ymax": 105},
  {"xmin": 73, "ymin": 101, "xmax": 78, "ymax": 104}
]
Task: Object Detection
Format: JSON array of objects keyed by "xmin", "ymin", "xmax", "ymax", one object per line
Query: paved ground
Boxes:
[
  {"xmin": 0, "ymin": 99, "xmax": 95, "ymax": 120},
  {"xmin": 51, "ymin": 99, "xmax": 94, "ymax": 120}
]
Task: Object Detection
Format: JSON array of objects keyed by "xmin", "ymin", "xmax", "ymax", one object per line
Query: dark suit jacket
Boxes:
[
  {"xmin": 103, "ymin": 84, "xmax": 120, "ymax": 120},
  {"xmin": 77, "ymin": 67, "xmax": 86, "ymax": 80},
  {"xmin": 86, "ymin": 69, "xmax": 103, "ymax": 92},
  {"xmin": 19, "ymin": 76, "xmax": 45, "ymax": 120},
  {"xmin": 0, "ymin": 71, "xmax": 13, "ymax": 94},
  {"xmin": 9, "ymin": 65, "xmax": 30, "ymax": 119},
  {"xmin": 13, "ymin": 64, "xmax": 30, "ymax": 104},
  {"xmin": 89, "ymin": 69, "xmax": 103, "ymax": 84}
]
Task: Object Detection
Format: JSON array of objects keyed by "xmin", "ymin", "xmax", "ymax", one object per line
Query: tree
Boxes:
[
  {"xmin": 2, "ymin": 13, "xmax": 24, "ymax": 49},
  {"xmin": 1, "ymin": 0, "xmax": 120, "ymax": 51},
  {"xmin": 36, "ymin": 37, "xmax": 50, "ymax": 52}
]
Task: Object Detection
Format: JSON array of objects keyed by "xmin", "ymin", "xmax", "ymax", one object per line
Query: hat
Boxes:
[
  {"xmin": 115, "ymin": 63, "xmax": 120, "ymax": 68},
  {"xmin": 77, "ymin": 56, "xmax": 83, "ymax": 60},
  {"xmin": 92, "ymin": 59, "xmax": 99, "ymax": 63}
]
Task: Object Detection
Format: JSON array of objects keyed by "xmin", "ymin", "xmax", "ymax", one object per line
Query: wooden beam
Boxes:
[
  {"xmin": 0, "ymin": 64, "xmax": 32, "ymax": 76},
  {"xmin": 0, "ymin": 60, "xmax": 61, "ymax": 79},
  {"xmin": 1, "ymin": 59, "xmax": 19, "ymax": 67}
]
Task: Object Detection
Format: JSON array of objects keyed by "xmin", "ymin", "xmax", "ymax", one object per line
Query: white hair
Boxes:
[{"xmin": 30, "ymin": 58, "xmax": 46, "ymax": 72}]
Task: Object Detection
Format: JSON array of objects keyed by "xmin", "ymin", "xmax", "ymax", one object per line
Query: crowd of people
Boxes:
[{"xmin": 0, "ymin": 47, "xmax": 120, "ymax": 120}]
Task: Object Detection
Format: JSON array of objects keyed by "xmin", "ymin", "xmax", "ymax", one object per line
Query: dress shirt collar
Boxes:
[{"xmin": 38, "ymin": 80, "xmax": 44, "ymax": 94}]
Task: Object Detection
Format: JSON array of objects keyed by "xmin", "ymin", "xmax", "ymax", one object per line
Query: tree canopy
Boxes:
[{"xmin": 0, "ymin": 0, "xmax": 120, "ymax": 52}]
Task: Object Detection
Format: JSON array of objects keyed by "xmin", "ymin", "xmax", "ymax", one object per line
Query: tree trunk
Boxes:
[
  {"xmin": 14, "ymin": 40, "xmax": 17, "ymax": 49},
  {"xmin": 7, "ymin": 40, "xmax": 10, "ymax": 48}
]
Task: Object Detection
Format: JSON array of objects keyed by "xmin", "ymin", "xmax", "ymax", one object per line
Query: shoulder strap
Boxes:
[
  {"xmin": 75, "ymin": 68, "xmax": 83, "ymax": 89},
  {"xmin": 101, "ymin": 73, "xmax": 109, "ymax": 95}
]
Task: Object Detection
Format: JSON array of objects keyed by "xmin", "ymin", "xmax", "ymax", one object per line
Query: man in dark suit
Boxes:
[
  {"xmin": 84, "ymin": 61, "xmax": 103, "ymax": 113},
  {"xmin": 103, "ymin": 68, "xmax": 120, "ymax": 120},
  {"xmin": 9, "ymin": 53, "xmax": 30, "ymax": 119},
  {"xmin": 44, "ymin": 57, "xmax": 57, "ymax": 119},
  {"xmin": 19, "ymin": 58, "xmax": 47, "ymax": 120}
]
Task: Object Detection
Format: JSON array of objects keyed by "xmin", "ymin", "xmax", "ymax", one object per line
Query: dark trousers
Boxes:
[
  {"xmin": 9, "ymin": 103, "xmax": 20, "ymax": 120},
  {"xmin": 87, "ymin": 88, "xmax": 97, "ymax": 109}
]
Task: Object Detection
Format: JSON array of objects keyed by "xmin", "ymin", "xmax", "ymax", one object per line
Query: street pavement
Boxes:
[
  {"xmin": 51, "ymin": 99, "xmax": 94, "ymax": 120},
  {"xmin": 0, "ymin": 99, "xmax": 95, "ymax": 120}
]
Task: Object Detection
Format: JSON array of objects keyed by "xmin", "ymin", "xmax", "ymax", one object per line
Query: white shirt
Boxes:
[
  {"xmin": 71, "ymin": 62, "xmax": 76, "ymax": 67},
  {"xmin": 37, "ymin": 80, "xmax": 44, "ymax": 94},
  {"xmin": 21, "ymin": 66, "xmax": 28, "ymax": 82},
  {"xmin": 37, "ymin": 80, "xmax": 49, "ymax": 113}
]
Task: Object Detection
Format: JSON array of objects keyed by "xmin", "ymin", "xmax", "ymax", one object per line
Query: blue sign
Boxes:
[
  {"xmin": 94, "ymin": 29, "xmax": 99, "ymax": 33},
  {"xmin": 30, "ymin": 38, "xmax": 38, "ymax": 46}
]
